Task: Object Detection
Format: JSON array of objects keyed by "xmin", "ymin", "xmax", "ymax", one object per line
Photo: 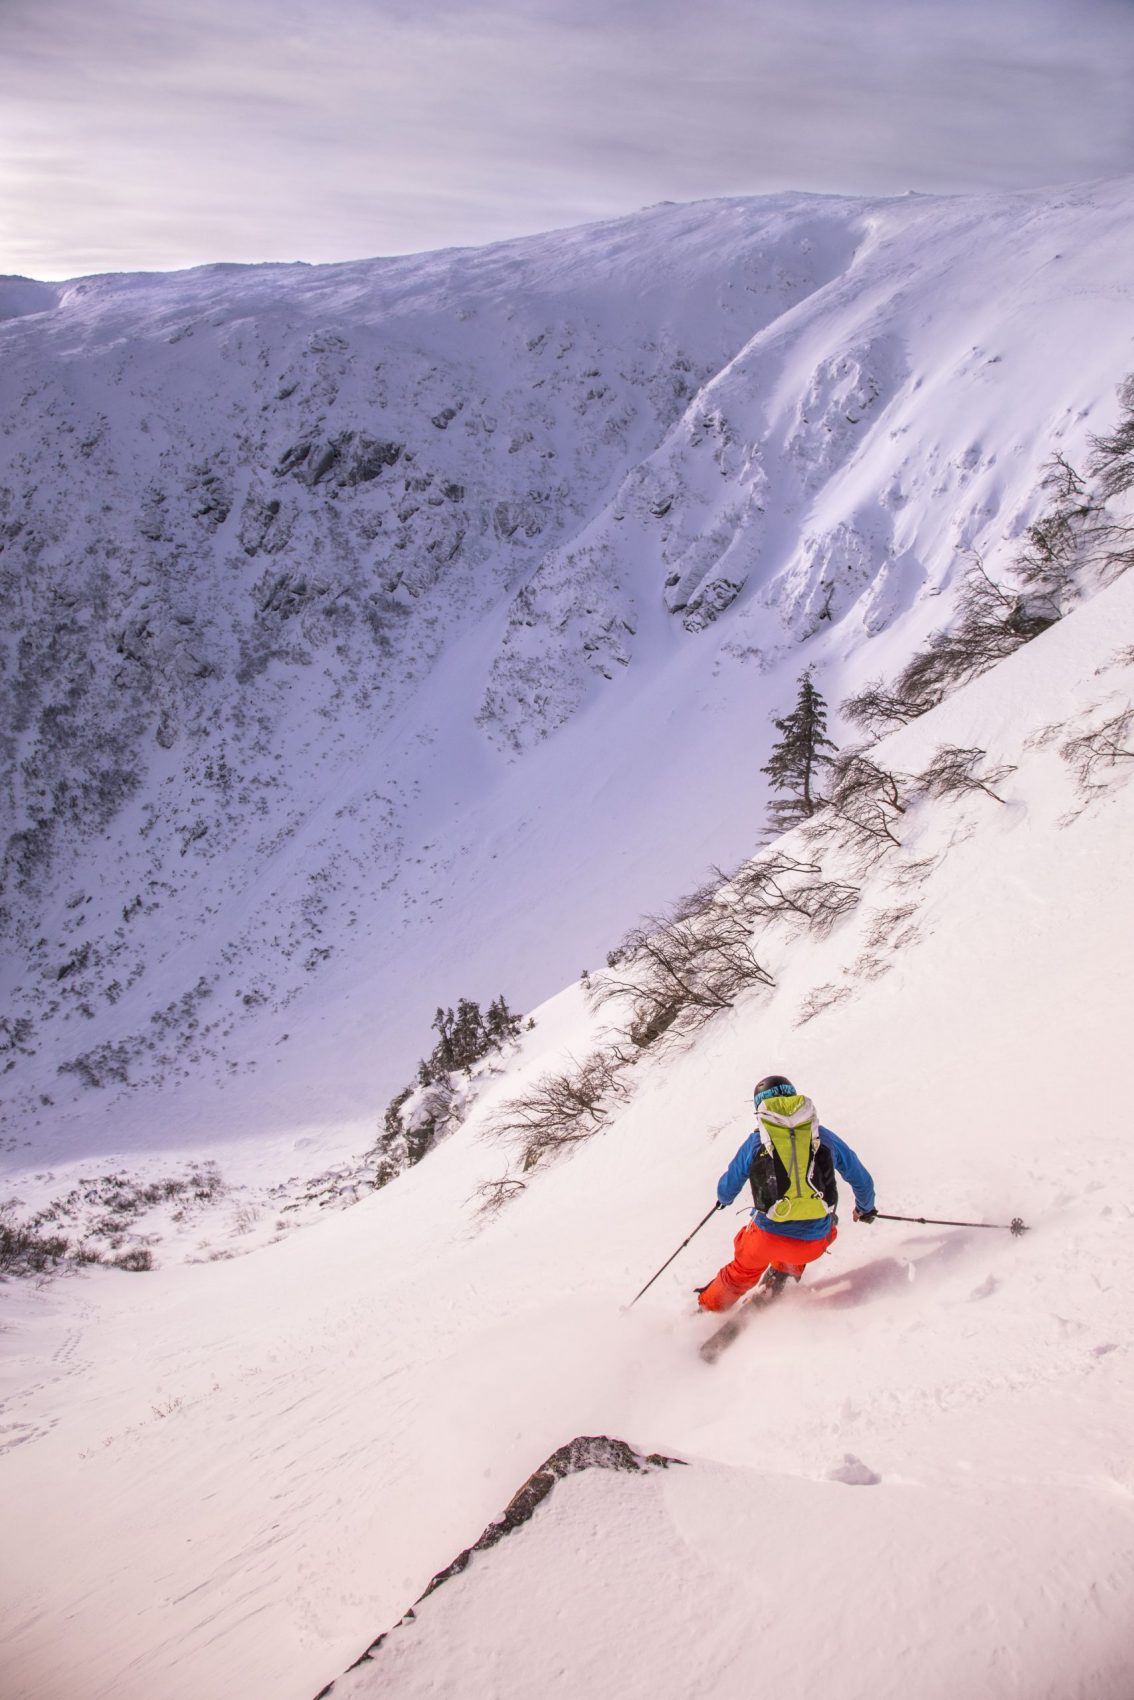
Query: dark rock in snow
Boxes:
[
  {"xmin": 275, "ymin": 441, "xmax": 311, "ymax": 477},
  {"xmin": 313, "ymin": 1436, "xmax": 685, "ymax": 1695},
  {"xmin": 340, "ymin": 434, "xmax": 403, "ymax": 484},
  {"xmin": 827, "ymin": 1452, "xmax": 881, "ymax": 1486}
]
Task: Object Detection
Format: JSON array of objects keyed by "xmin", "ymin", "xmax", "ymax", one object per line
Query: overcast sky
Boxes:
[{"xmin": 3, "ymin": 0, "xmax": 1134, "ymax": 279}]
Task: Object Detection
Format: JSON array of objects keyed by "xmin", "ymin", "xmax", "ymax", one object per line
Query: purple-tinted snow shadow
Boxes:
[{"xmin": 804, "ymin": 1231, "xmax": 972, "ymax": 1308}]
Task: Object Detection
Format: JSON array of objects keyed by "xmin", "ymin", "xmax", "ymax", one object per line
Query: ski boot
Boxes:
[{"xmin": 762, "ymin": 1266, "xmax": 802, "ymax": 1298}]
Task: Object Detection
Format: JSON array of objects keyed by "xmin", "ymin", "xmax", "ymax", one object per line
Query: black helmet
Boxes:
[{"xmin": 754, "ymin": 1073, "xmax": 795, "ymax": 1108}]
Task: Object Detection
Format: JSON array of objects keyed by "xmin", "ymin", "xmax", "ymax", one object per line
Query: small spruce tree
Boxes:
[{"xmin": 762, "ymin": 669, "xmax": 836, "ymax": 831}]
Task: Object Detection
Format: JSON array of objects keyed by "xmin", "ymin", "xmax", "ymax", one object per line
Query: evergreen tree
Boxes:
[
  {"xmin": 450, "ymin": 997, "xmax": 487, "ymax": 1071},
  {"xmin": 762, "ymin": 669, "xmax": 836, "ymax": 830},
  {"xmin": 485, "ymin": 994, "xmax": 521, "ymax": 1045},
  {"xmin": 419, "ymin": 992, "xmax": 523, "ymax": 1083},
  {"xmin": 430, "ymin": 1006, "xmax": 456, "ymax": 1073}
]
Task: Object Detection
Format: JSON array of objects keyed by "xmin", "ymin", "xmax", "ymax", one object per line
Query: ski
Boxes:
[{"xmin": 699, "ymin": 1274, "xmax": 790, "ymax": 1362}]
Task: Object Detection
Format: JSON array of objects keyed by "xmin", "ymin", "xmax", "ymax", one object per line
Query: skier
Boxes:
[{"xmin": 697, "ymin": 1074, "xmax": 877, "ymax": 1311}]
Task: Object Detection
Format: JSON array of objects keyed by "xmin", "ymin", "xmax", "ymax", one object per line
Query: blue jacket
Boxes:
[{"xmin": 717, "ymin": 1125, "xmax": 876, "ymax": 1241}]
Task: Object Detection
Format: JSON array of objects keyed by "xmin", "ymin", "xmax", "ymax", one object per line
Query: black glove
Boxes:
[{"xmin": 854, "ymin": 1206, "xmax": 877, "ymax": 1224}]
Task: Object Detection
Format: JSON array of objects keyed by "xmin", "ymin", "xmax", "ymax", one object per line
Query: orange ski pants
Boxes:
[{"xmin": 698, "ymin": 1219, "xmax": 837, "ymax": 1311}]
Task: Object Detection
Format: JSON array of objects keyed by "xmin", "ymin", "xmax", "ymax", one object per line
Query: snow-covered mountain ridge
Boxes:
[{"xmin": 2, "ymin": 180, "xmax": 1133, "ymax": 1177}]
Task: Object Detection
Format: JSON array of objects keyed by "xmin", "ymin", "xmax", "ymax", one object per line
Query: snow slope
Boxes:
[
  {"xmin": 2, "ymin": 180, "xmax": 1133, "ymax": 1183},
  {"xmin": 2, "ymin": 560, "xmax": 1132, "ymax": 1700}
]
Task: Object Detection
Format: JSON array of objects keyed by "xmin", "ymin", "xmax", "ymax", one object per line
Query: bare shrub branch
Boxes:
[
  {"xmin": 1096, "ymin": 645, "xmax": 1134, "ymax": 675},
  {"xmin": 803, "ymin": 748, "xmax": 909, "ymax": 863},
  {"xmin": 593, "ymin": 898, "xmax": 774, "ymax": 1042},
  {"xmin": 842, "ymin": 678, "xmax": 920, "ymax": 738},
  {"xmin": 487, "ymin": 1049, "xmax": 631, "ymax": 1170},
  {"xmin": 842, "ymin": 392, "xmax": 1134, "ymax": 737},
  {"xmin": 666, "ymin": 877, "xmax": 723, "ymax": 923},
  {"xmin": 1014, "ymin": 453, "xmax": 1125, "ymax": 606},
  {"xmin": 889, "ymin": 853, "xmax": 942, "ymax": 889},
  {"xmin": 796, "ymin": 984, "xmax": 854, "ymax": 1025},
  {"xmin": 912, "ymin": 745, "xmax": 1016, "ymax": 805},
  {"xmin": 894, "ymin": 557, "xmax": 1055, "ymax": 718},
  {"xmin": 0, "ymin": 1211, "xmax": 78, "ymax": 1278},
  {"xmin": 849, "ymin": 952, "xmax": 892, "ymax": 982},
  {"xmin": 726, "ymin": 853, "xmax": 860, "ymax": 939},
  {"xmin": 842, "ymin": 556, "xmax": 1058, "ymax": 736},
  {"xmin": 474, "ymin": 1176, "xmax": 527, "ymax": 1217},
  {"xmin": 1088, "ymin": 376, "xmax": 1134, "ymax": 502},
  {"xmin": 1060, "ymin": 708, "xmax": 1134, "ymax": 790},
  {"xmin": 862, "ymin": 904, "xmax": 920, "ymax": 952}
]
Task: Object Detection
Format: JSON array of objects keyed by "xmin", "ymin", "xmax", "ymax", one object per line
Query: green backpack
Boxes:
[{"xmin": 748, "ymin": 1093, "xmax": 835, "ymax": 1223}]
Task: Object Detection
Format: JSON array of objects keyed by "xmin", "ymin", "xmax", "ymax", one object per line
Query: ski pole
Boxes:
[
  {"xmin": 627, "ymin": 1203, "xmax": 723, "ymax": 1307},
  {"xmin": 873, "ymin": 1212, "xmax": 1029, "ymax": 1235}
]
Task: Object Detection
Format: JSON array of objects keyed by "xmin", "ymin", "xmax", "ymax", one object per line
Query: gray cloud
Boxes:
[{"xmin": 2, "ymin": 0, "xmax": 1133, "ymax": 277}]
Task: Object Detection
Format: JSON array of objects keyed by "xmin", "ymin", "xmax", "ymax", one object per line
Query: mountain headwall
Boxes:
[{"xmin": 1, "ymin": 181, "xmax": 1131, "ymax": 1162}]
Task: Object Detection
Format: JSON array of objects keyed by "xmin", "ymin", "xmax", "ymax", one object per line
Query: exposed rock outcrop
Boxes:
[{"xmin": 312, "ymin": 1437, "xmax": 685, "ymax": 1698}]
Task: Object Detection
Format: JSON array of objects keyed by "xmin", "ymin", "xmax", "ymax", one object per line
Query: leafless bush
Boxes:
[
  {"xmin": 888, "ymin": 853, "xmax": 941, "ymax": 889},
  {"xmin": 796, "ymin": 984, "xmax": 854, "ymax": 1025},
  {"xmin": 113, "ymin": 1248, "xmax": 155, "ymax": 1272},
  {"xmin": 726, "ymin": 853, "xmax": 860, "ymax": 939},
  {"xmin": 1096, "ymin": 645, "xmax": 1134, "ymax": 675},
  {"xmin": 849, "ymin": 952, "xmax": 892, "ymax": 982},
  {"xmin": 624, "ymin": 999, "xmax": 682, "ymax": 1049},
  {"xmin": 1013, "ymin": 452, "xmax": 1128, "ymax": 612},
  {"xmin": 862, "ymin": 904, "xmax": 921, "ymax": 952},
  {"xmin": 899, "ymin": 559, "xmax": 1054, "ymax": 714},
  {"xmin": 844, "ymin": 414, "xmax": 1133, "ymax": 741},
  {"xmin": 0, "ymin": 1208, "xmax": 107, "ymax": 1279},
  {"xmin": 832, "ymin": 748, "xmax": 907, "ymax": 826},
  {"xmin": 1088, "ymin": 376, "xmax": 1134, "ymax": 503},
  {"xmin": 604, "ymin": 881, "xmax": 716, "ymax": 970},
  {"xmin": 843, "ymin": 558, "xmax": 1057, "ymax": 733},
  {"xmin": 475, "ymin": 1175, "xmax": 527, "ymax": 1217},
  {"xmin": 912, "ymin": 745, "xmax": 1016, "ymax": 805},
  {"xmin": 665, "ymin": 877, "xmax": 722, "ymax": 923},
  {"xmin": 842, "ymin": 678, "xmax": 921, "ymax": 738},
  {"xmin": 1060, "ymin": 708, "xmax": 1134, "ymax": 790},
  {"xmin": 60, "ymin": 1167, "xmax": 223, "ymax": 1220},
  {"xmin": 488, "ymin": 1049, "xmax": 631, "ymax": 1170},
  {"xmin": 1023, "ymin": 720, "xmax": 1066, "ymax": 752},
  {"xmin": 0, "ymin": 1164, "xmax": 224, "ymax": 1279},
  {"xmin": 0, "ymin": 1212, "xmax": 76, "ymax": 1277},
  {"xmin": 594, "ymin": 898, "xmax": 774, "ymax": 1040},
  {"xmin": 804, "ymin": 748, "xmax": 908, "ymax": 865},
  {"xmin": 58, "ymin": 1039, "xmax": 136, "ymax": 1090}
]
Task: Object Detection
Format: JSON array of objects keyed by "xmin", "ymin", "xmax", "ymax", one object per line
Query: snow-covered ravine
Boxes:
[
  {"xmin": 2, "ymin": 556, "xmax": 1132, "ymax": 1699},
  {"xmin": 2, "ymin": 179, "xmax": 1133, "ymax": 1185}
]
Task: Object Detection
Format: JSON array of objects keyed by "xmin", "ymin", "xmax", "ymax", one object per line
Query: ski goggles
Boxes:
[{"xmin": 754, "ymin": 1082, "xmax": 796, "ymax": 1109}]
